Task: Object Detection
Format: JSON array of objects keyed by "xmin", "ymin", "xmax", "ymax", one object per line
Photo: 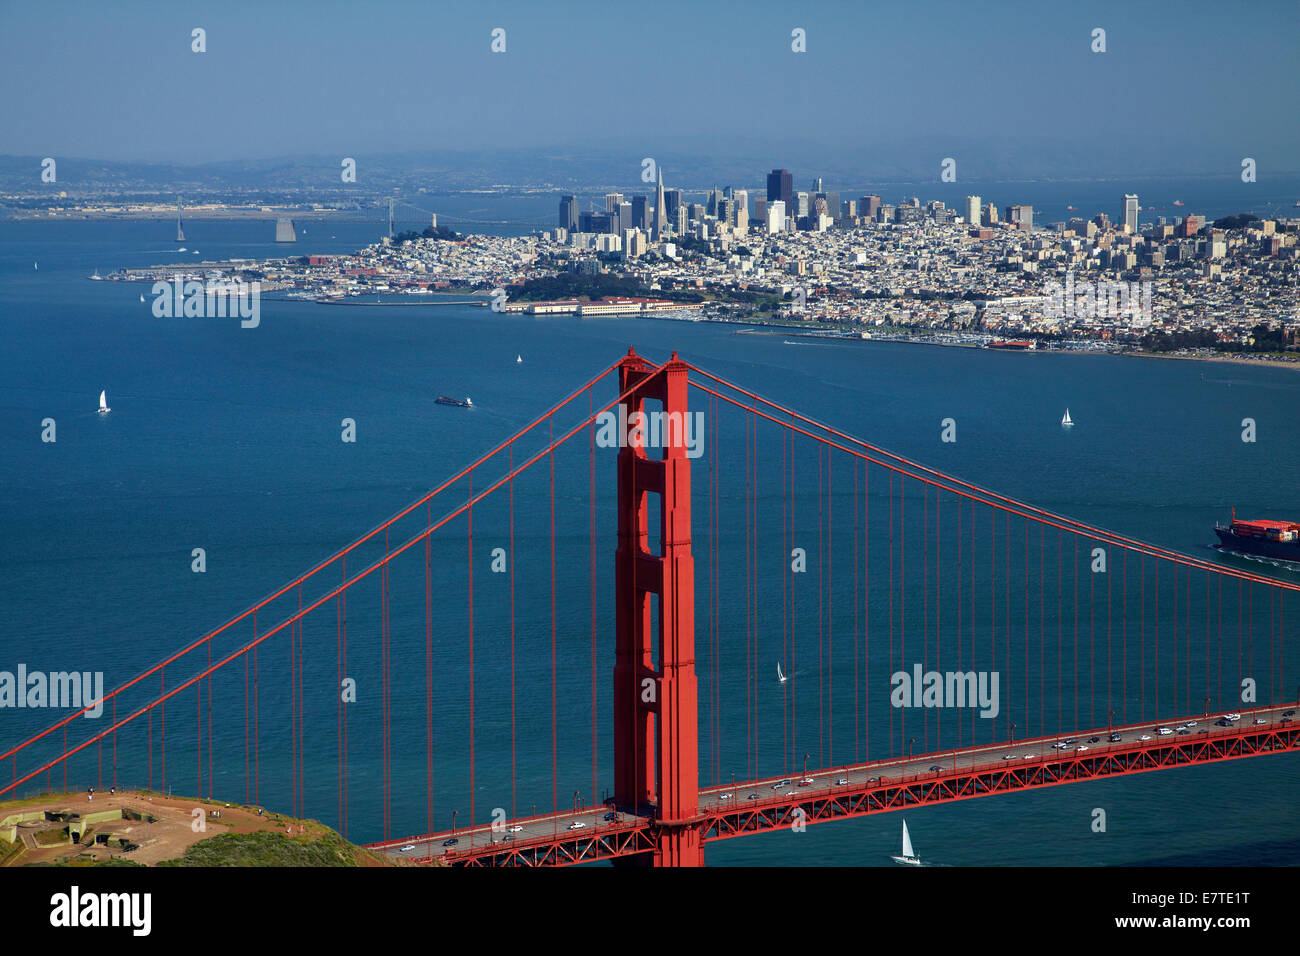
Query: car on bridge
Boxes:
[
  {"xmin": 771, "ymin": 779, "xmax": 791, "ymax": 790},
  {"xmin": 568, "ymin": 821, "xmax": 586, "ymax": 831},
  {"xmin": 443, "ymin": 837, "xmax": 458, "ymax": 847}
]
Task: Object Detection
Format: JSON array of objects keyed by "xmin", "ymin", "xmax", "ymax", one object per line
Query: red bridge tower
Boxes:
[{"xmin": 613, "ymin": 349, "xmax": 703, "ymax": 866}]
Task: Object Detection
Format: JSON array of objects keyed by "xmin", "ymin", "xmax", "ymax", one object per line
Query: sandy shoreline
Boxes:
[{"xmin": 1125, "ymin": 350, "xmax": 1300, "ymax": 371}]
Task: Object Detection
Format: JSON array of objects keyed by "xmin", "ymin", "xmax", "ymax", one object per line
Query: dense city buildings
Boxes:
[{"xmin": 129, "ymin": 164, "xmax": 1299, "ymax": 363}]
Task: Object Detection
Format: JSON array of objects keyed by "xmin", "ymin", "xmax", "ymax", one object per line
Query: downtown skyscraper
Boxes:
[
  {"xmin": 654, "ymin": 166, "xmax": 668, "ymax": 240},
  {"xmin": 1123, "ymin": 193, "xmax": 1139, "ymax": 234},
  {"xmin": 767, "ymin": 169, "xmax": 793, "ymax": 210}
]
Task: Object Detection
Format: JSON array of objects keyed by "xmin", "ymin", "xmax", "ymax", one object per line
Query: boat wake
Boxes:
[{"xmin": 1210, "ymin": 545, "xmax": 1300, "ymax": 573}]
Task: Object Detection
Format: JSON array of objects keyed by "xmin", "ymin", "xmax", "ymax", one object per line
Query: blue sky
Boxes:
[{"xmin": 2, "ymin": 0, "xmax": 1297, "ymax": 171}]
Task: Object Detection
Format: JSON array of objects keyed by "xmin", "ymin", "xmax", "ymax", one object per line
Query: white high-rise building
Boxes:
[
  {"xmin": 965, "ymin": 195, "xmax": 982, "ymax": 226},
  {"xmin": 767, "ymin": 200, "xmax": 786, "ymax": 234},
  {"xmin": 1123, "ymin": 194, "xmax": 1139, "ymax": 234},
  {"xmin": 733, "ymin": 189, "xmax": 749, "ymax": 231},
  {"xmin": 653, "ymin": 168, "xmax": 667, "ymax": 240}
]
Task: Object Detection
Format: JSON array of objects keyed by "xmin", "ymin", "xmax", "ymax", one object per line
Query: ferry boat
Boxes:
[
  {"xmin": 436, "ymin": 395, "xmax": 473, "ymax": 408},
  {"xmin": 1214, "ymin": 514, "xmax": 1300, "ymax": 563}
]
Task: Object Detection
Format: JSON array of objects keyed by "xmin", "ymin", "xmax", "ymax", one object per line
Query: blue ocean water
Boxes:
[{"xmin": 1, "ymin": 215, "xmax": 1297, "ymax": 866}]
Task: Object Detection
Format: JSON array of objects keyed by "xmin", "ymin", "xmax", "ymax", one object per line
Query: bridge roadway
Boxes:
[{"xmin": 370, "ymin": 702, "xmax": 1299, "ymax": 865}]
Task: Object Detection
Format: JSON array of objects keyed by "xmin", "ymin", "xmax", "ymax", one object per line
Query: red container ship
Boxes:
[{"xmin": 1214, "ymin": 515, "xmax": 1300, "ymax": 563}]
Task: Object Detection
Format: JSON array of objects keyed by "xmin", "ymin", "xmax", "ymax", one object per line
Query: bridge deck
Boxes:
[{"xmin": 369, "ymin": 702, "xmax": 1299, "ymax": 865}]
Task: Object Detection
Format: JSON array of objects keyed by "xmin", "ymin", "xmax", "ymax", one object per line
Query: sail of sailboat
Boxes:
[
  {"xmin": 891, "ymin": 819, "xmax": 921, "ymax": 865},
  {"xmin": 97, "ymin": 390, "xmax": 111, "ymax": 414},
  {"xmin": 777, "ymin": 663, "xmax": 787, "ymax": 683}
]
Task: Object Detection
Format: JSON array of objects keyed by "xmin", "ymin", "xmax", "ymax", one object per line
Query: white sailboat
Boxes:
[
  {"xmin": 891, "ymin": 820, "xmax": 921, "ymax": 866},
  {"xmin": 777, "ymin": 663, "xmax": 787, "ymax": 684},
  {"xmin": 97, "ymin": 390, "xmax": 111, "ymax": 414},
  {"xmin": 33, "ymin": 261, "xmax": 38, "ymax": 270},
  {"xmin": 516, "ymin": 355, "xmax": 523, "ymax": 364},
  {"xmin": 139, "ymin": 293, "xmax": 146, "ymax": 303},
  {"xmin": 1060, "ymin": 408, "xmax": 1074, "ymax": 428}
]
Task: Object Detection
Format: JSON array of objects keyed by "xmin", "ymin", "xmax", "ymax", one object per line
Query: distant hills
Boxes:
[{"xmin": 3, "ymin": 137, "xmax": 1296, "ymax": 199}]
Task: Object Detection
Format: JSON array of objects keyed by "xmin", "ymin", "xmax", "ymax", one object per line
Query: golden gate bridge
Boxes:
[{"xmin": 3, "ymin": 349, "xmax": 1296, "ymax": 866}]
